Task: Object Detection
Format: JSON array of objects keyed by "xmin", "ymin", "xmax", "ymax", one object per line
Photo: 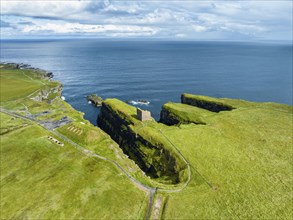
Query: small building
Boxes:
[{"xmin": 137, "ymin": 108, "xmax": 152, "ymax": 121}]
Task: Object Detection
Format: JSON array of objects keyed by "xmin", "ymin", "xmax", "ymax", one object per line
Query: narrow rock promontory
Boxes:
[{"xmin": 97, "ymin": 99, "xmax": 188, "ymax": 184}]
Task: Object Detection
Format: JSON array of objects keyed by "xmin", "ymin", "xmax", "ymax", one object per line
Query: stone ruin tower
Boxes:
[{"xmin": 137, "ymin": 108, "xmax": 152, "ymax": 121}]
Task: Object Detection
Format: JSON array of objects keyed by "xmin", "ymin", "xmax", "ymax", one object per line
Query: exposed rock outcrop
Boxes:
[
  {"xmin": 160, "ymin": 107, "xmax": 182, "ymax": 126},
  {"xmin": 31, "ymin": 84, "xmax": 62, "ymax": 102},
  {"xmin": 87, "ymin": 94, "xmax": 103, "ymax": 106}
]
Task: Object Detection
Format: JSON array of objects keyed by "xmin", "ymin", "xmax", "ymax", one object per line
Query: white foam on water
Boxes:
[{"xmin": 129, "ymin": 100, "xmax": 150, "ymax": 105}]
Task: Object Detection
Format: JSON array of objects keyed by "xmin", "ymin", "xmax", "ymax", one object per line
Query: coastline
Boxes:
[
  {"xmin": 1, "ymin": 62, "xmax": 292, "ymax": 219},
  {"xmin": 0, "ymin": 63, "xmax": 192, "ymax": 219}
]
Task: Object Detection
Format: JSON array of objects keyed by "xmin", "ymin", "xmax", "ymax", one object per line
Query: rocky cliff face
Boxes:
[
  {"xmin": 160, "ymin": 107, "xmax": 182, "ymax": 126},
  {"xmin": 181, "ymin": 93, "xmax": 235, "ymax": 112},
  {"xmin": 97, "ymin": 100, "xmax": 187, "ymax": 184},
  {"xmin": 160, "ymin": 102, "xmax": 210, "ymax": 126}
]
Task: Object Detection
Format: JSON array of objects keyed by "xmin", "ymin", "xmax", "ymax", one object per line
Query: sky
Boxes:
[{"xmin": 1, "ymin": 0, "xmax": 292, "ymax": 41}]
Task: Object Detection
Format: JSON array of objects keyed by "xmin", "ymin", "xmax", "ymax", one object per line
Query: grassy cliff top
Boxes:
[
  {"xmin": 101, "ymin": 98, "xmax": 189, "ymax": 185},
  {"xmin": 182, "ymin": 92, "xmax": 293, "ymax": 111},
  {"xmin": 102, "ymin": 94, "xmax": 293, "ymax": 219},
  {"xmin": 103, "ymin": 98, "xmax": 139, "ymax": 122},
  {"xmin": 1, "ymin": 63, "xmax": 292, "ymax": 219},
  {"xmin": 182, "ymin": 93, "xmax": 233, "ymax": 103},
  {"xmin": 160, "ymin": 94, "xmax": 293, "ymax": 219},
  {"xmin": 162, "ymin": 102, "xmax": 214, "ymax": 124},
  {"xmin": 103, "ymin": 98, "xmax": 156, "ymax": 126},
  {"xmin": 0, "ymin": 65, "xmax": 150, "ymax": 219}
]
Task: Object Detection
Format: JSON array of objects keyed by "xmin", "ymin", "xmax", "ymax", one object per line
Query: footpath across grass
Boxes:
[
  {"xmin": 1, "ymin": 64, "xmax": 292, "ymax": 219},
  {"xmin": 0, "ymin": 69, "xmax": 44, "ymax": 102},
  {"xmin": 159, "ymin": 97, "xmax": 293, "ymax": 219},
  {"xmin": 0, "ymin": 65, "xmax": 149, "ymax": 219},
  {"xmin": 0, "ymin": 113, "xmax": 147, "ymax": 219}
]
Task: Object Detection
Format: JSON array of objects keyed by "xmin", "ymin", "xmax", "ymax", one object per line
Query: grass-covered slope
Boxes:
[
  {"xmin": 0, "ymin": 69, "xmax": 45, "ymax": 102},
  {"xmin": 0, "ymin": 64, "xmax": 149, "ymax": 219},
  {"xmin": 97, "ymin": 94, "xmax": 293, "ymax": 219},
  {"xmin": 159, "ymin": 95, "xmax": 293, "ymax": 219},
  {"xmin": 0, "ymin": 114, "xmax": 147, "ymax": 219}
]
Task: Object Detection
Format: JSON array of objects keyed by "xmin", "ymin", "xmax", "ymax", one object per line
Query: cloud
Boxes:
[
  {"xmin": 1, "ymin": 0, "xmax": 86, "ymax": 19},
  {"xmin": 1, "ymin": 19, "xmax": 12, "ymax": 28},
  {"xmin": 17, "ymin": 21, "xmax": 34, "ymax": 25},
  {"xmin": 21, "ymin": 22, "xmax": 158, "ymax": 37},
  {"xmin": 0, "ymin": 0, "xmax": 292, "ymax": 40},
  {"xmin": 192, "ymin": 25, "xmax": 209, "ymax": 33}
]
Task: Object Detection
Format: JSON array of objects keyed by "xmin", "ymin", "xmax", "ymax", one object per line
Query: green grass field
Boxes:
[
  {"xmin": 0, "ymin": 69, "xmax": 44, "ymax": 102},
  {"xmin": 159, "ymin": 99, "xmax": 293, "ymax": 219},
  {"xmin": 0, "ymin": 65, "xmax": 149, "ymax": 219},
  {"xmin": 100, "ymin": 96, "xmax": 292, "ymax": 219},
  {"xmin": 1, "ymin": 64, "xmax": 292, "ymax": 219},
  {"xmin": 0, "ymin": 113, "xmax": 148, "ymax": 219}
]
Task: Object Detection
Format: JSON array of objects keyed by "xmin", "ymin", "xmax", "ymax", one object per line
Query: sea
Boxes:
[{"xmin": 1, "ymin": 39, "xmax": 292, "ymax": 125}]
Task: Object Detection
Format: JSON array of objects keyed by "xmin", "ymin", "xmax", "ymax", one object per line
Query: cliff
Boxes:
[
  {"xmin": 3, "ymin": 60, "xmax": 292, "ymax": 219},
  {"xmin": 160, "ymin": 94, "xmax": 237, "ymax": 125},
  {"xmin": 160, "ymin": 102, "xmax": 212, "ymax": 125},
  {"xmin": 97, "ymin": 99, "xmax": 188, "ymax": 184},
  {"xmin": 181, "ymin": 93, "xmax": 235, "ymax": 112}
]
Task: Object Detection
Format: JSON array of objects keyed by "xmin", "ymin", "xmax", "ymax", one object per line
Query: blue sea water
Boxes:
[{"xmin": 1, "ymin": 39, "xmax": 292, "ymax": 125}]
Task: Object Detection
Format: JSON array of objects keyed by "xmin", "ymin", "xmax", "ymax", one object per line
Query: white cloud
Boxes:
[
  {"xmin": 175, "ymin": 34, "xmax": 186, "ymax": 38},
  {"xmin": 192, "ymin": 25, "xmax": 208, "ymax": 33},
  {"xmin": 21, "ymin": 22, "xmax": 158, "ymax": 36},
  {"xmin": 222, "ymin": 23, "xmax": 267, "ymax": 35},
  {"xmin": 1, "ymin": 0, "xmax": 87, "ymax": 18},
  {"xmin": 1, "ymin": 0, "xmax": 292, "ymax": 40}
]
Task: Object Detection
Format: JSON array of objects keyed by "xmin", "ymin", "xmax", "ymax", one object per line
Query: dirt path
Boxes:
[
  {"xmin": 159, "ymin": 129, "xmax": 214, "ymax": 190},
  {"xmin": 151, "ymin": 195, "xmax": 163, "ymax": 220},
  {"xmin": 21, "ymin": 70, "xmax": 45, "ymax": 85},
  {"xmin": 0, "ymin": 108, "xmax": 156, "ymax": 219},
  {"xmin": 145, "ymin": 188, "xmax": 157, "ymax": 220},
  {"xmin": 157, "ymin": 129, "xmax": 192, "ymax": 193},
  {"xmin": 1, "ymin": 67, "xmax": 197, "ymax": 218},
  {"xmin": 1, "ymin": 107, "xmax": 199, "ymax": 219}
]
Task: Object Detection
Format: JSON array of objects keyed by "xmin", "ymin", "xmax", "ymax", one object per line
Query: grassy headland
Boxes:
[
  {"xmin": 98, "ymin": 94, "xmax": 292, "ymax": 219},
  {"xmin": 159, "ymin": 94, "xmax": 293, "ymax": 219},
  {"xmin": 1, "ymin": 63, "xmax": 292, "ymax": 219},
  {"xmin": 0, "ymin": 64, "xmax": 150, "ymax": 219}
]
